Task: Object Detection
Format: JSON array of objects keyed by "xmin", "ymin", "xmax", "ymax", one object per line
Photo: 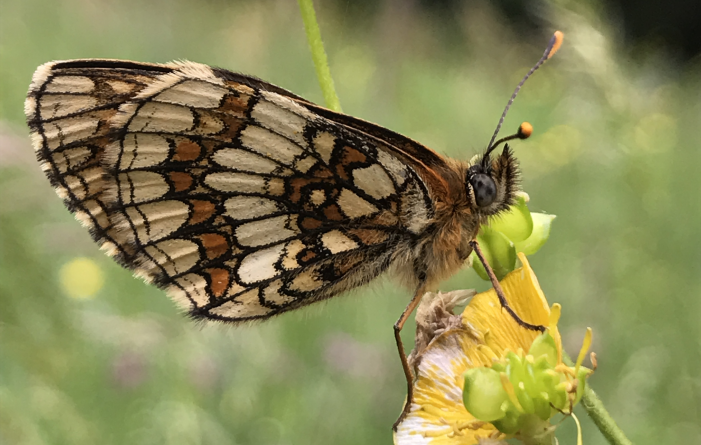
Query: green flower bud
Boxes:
[
  {"xmin": 505, "ymin": 353, "xmax": 536, "ymax": 415},
  {"xmin": 549, "ymin": 382, "xmax": 568, "ymax": 411},
  {"xmin": 471, "ymin": 227, "xmax": 516, "ymax": 281},
  {"xmin": 492, "ymin": 409, "xmax": 521, "ymax": 435},
  {"xmin": 489, "ymin": 193, "xmax": 533, "ymax": 242},
  {"xmin": 515, "ymin": 212, "xmax": 556, "ymax": 256},
  {"xmin": 523, "ymin": 359, "xmax": 552, "ymax": 421},
  {"xmin": 471, "ymin": 192, "xmax": 555, "ymax": 281},
  {"xmin": 463, "ymin": 367, "xmax": 509, "ymax": 422},
  {"xmin": 528, "ymin": 332, "xmax": 559, "ymax": 368},
  {"xmin": 532, "ymin": 390, "xmax": 553, "ymax": 421}
]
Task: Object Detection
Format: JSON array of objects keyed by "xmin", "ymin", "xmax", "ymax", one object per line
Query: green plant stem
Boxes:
[
  {"xmin": 563, "ymin": 352, "xmax": 632, "ymax": 445},
  {"xmin": 297, "ymin": 0, "xmax": 342, "ymax": 112}
]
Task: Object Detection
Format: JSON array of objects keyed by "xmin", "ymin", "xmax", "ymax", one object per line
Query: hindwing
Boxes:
[{"xmin": 25, "ymin": 59, "xmax": 441, "ymax": 321}]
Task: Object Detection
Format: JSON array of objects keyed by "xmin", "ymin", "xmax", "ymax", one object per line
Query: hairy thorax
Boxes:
[
  {"xmin": 392, "ymin": 194, "xmax": 483, "ymax": 292},
  {"xmin": 424, "ymin": 201, "xmax": 481, "ymax": 287}
]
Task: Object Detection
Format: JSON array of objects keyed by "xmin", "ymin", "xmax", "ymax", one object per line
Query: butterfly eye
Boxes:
[{"xmin": 470, "ymin": 173, "xmax": 497, "ymax": 208}]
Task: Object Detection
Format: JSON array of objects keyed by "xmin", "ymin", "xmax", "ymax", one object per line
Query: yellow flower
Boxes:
[{"xmin": 394, "ymin": 253, "xmax": 592, "ymax": 445}]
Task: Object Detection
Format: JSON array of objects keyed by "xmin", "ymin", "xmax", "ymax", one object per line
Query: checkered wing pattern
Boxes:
[{"xmin": 25, "ymin": 60, "xmax": 437, "ymax": 321}]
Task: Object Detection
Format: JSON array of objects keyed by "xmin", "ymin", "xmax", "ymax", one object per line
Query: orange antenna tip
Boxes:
[
  {"xmin": 547, "ymin": 31, "xmax": 564, "ymax": 59},
  {"xmin": 518, "ymin": 122, "xmax": 533, "ymax": 139}
]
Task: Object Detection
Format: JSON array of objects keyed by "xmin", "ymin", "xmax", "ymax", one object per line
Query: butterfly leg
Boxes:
[
  {"xmin": 469, "ymin": 240, "xmax": 546, "ymax": 332},
  {"xmin": 392, "ymin": 283, "xmax": 427, "ymax": 431}
]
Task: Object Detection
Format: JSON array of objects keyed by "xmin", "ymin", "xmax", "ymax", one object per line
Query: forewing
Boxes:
[
  {"xmin": 26, "ymin": 60, "xmax": 435, "ymax": 322},
  {"xmin": 295, "ymin": 103, "xmax": 462, "ymax": 199},
  {"xmin": 214, "ymin": 71, "xmax": 464, "ymax": 200}
]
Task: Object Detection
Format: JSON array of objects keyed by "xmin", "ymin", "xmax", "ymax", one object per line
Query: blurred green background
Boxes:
[{"xmin": 1, "ymin": 0, "xmax": 699, "ymax": 444}]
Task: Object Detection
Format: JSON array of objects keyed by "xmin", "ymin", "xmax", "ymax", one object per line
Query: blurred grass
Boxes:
[{"xmin": 1, "ymin": 0, "xmax": 700, "ymax": 444}]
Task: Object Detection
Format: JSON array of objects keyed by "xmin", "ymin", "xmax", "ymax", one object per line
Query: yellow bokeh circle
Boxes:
[{"xmin": 59, "ymin": 257, "xmax": 105, "ymax": 299}]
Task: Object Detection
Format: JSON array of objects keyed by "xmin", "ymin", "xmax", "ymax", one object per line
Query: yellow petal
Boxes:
[{"xmin": 462, "ymin": 253, "xmax": 561, "ymax": 358}]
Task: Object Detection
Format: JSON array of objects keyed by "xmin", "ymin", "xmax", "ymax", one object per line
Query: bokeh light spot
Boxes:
[
  {"xmin": 59, "ymin": 257, "xmax": 104, "ymax": 299},
  {"xmin": 634, "ymin": 113, "xmax": 677, "ymax": 153}
]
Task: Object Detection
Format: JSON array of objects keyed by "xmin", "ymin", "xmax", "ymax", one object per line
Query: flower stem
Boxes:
[
  {"xmin": 580, "ymin": 385, "xmax": 633, "ymax": 445},
  {"xmin": 297, "ymin": 0, "xmax": 342, "ymax": 112},
  {"xmin": 562, "ymin": 352, "xmax": 632, "ymax": 445}
]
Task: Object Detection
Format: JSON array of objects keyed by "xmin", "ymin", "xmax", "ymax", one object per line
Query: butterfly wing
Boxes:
[
  {"xmin": 26, "ymin": 59, "xmax": 438, "ymax": 322},
  {"xmin": 291, "ymin": 102, "xmax": 462, "ymax": 199},
  {"xmin": 209, "ymin": 68, "xmax": 462, "ymax": 200}
]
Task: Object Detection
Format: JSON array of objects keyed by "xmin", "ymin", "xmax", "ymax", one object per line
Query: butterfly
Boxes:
[{"xmin": 25, "ymin": 31, "xmax": 562, "ymax": 427}]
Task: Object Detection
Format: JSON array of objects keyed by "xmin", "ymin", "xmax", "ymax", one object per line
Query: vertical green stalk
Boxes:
[
  {"xmin": 581, "ymin": 386, "xmax": 633, "ymax": 445},
  {"xmin": 563, "ymin": 352, "xmax": 632, "ymax": 445},
  {"xmin": 297, "ymin": 0, "xmax": 342, "ymax": 112}
]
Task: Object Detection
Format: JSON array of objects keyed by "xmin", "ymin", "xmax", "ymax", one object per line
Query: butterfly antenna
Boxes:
[{"xmin": 485, "ymin": 31, "xmax": 564, "ymax": 157}]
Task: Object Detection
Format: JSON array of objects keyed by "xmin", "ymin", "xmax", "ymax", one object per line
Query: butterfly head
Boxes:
[
  {"xmin": 466, "ymin": 144, "xmax": 519, "ymax": 216},
  {"xmin": 466, "ymin": 122, "xmax": 531, "ymax": 215}
]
